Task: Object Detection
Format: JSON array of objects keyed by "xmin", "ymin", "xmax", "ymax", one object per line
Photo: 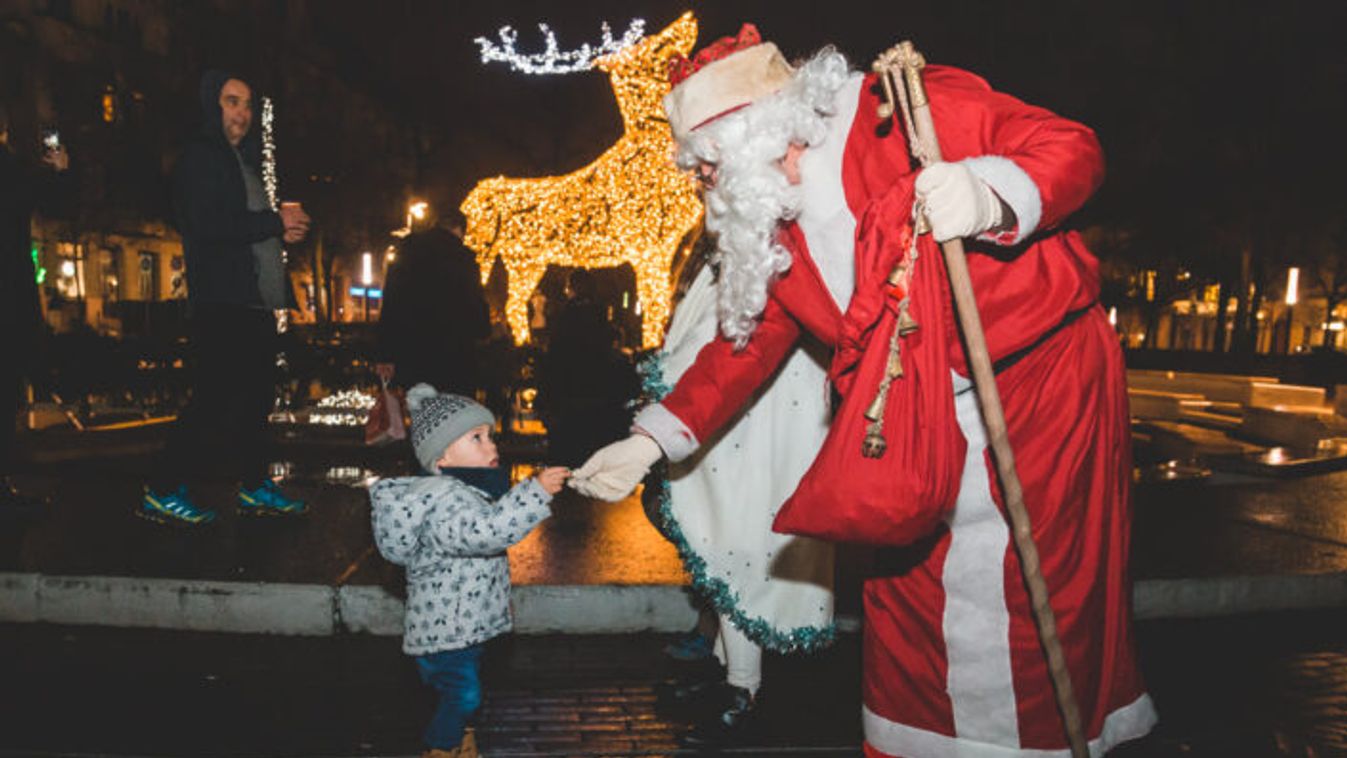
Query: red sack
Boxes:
[
  {"xmin": 773, "ymin": 182, "xmax": 966, "ymax": 546},
  {"xmin": 364, "ymin": 379, "xmax": 407, "ymax": 446}
]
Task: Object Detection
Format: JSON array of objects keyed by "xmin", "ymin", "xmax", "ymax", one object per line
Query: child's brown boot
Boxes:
[{"xmin": 458, "ymin": 728, "xmax": 479, "ymax": 758}]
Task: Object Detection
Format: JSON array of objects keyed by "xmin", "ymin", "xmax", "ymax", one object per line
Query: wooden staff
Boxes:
[{"xmin": 872, "ymin": 42, "xmax": 1090, "ymax": 758}]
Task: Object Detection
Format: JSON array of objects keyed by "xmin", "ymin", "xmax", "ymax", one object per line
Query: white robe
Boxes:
[{"xmin": 653, "ymin": 264, "xmax": 835, "ymax": 650}]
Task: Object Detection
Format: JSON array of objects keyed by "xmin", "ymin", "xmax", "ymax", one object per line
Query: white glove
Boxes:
[
  {"xmin": 914, "ymin": 161, "xmax": 1004, "ymax": 243},
  {"xmin": 568, "ymin": 434, "xmax": 663, "ymax": 502}
]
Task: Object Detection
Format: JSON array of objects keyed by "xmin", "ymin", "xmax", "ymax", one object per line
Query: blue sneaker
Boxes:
[
  {"xmin": 663, "ymin": 629, "xmax": 714, "ymax": 661},
  {"xmin": 237, "ymin": 480, "xmax": 307, "ymax": 517},
  {"xmin": 139, "ymin": 486, "xmax": 216, "ymax": 526}
]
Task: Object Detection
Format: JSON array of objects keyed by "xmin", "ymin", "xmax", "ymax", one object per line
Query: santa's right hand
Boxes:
[{"xmin": 568, "ymin": 434, "xmax": 663, "ymax": 502}]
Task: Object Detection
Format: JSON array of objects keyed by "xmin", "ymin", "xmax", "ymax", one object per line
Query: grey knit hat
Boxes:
[{"xmin": 405, "ymin": 384, "xmax": 496, "ymax": 473}]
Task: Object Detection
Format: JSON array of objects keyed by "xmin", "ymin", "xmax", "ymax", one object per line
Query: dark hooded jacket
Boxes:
[{"xmin": 172, "ymin": 70, "xmax": 284, "ymax": 308}]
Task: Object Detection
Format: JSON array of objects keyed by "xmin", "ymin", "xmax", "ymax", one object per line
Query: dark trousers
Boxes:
[
  {"xmin": 151, "ymin": 304, "xmax": 277, "ymax": 493},
  {"xmin": 415, "ymin": 644, "xmax": 484, "ymax": 750}
]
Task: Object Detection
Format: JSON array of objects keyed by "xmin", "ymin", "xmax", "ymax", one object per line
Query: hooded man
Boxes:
[
  {"xmin": 139, "ymin": 71, "xmax": 310, "ymax": 526},
  {"xmin": 570, "ymin": 26, "xmax": 1156, "ymax": 757}
]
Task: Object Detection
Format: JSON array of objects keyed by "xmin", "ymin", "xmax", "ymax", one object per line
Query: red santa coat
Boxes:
[{"xmin": 637, "ymin": 65, "xmax": 1156, "ymax": 756}]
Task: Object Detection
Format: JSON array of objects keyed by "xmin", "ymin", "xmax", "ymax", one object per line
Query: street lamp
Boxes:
[
  {"xmin": 362, "ymin": 251, "xmax": 373, "ymax": 321},
  {"xmin": 391, "ymin": 200, "xmax": 430, "ymax": 238},
  {"xmin": 1285, "ymin": 267, "xmax": 1299, "ymax": 353}
]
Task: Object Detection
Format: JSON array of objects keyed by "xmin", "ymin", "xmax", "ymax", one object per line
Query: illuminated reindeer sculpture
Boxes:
[{"xmin": 461, "ymin": 13, "xmax": 704, "ymax": 348}]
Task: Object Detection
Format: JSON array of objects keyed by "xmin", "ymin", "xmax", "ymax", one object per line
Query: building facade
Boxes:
[{"xmin": 2, "ymin": 0, "xmax": 423, "ymax": 336}]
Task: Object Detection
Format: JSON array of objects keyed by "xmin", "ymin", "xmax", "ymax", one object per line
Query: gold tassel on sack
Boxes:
[
  {"xmin": 861, "ymin": 307, "xmax": 914, "ymax": 459},
  {"xmin": 897, "ymin": 303, "xmax": 919, "ymax": 336},
  {"xmin": 859, "ymin": 208, "xmax": 922, "ymax": 459}
]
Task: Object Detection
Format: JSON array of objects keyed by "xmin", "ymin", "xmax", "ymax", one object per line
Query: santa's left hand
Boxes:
[{"xmin": 914, "ymin": 162, "xmax": 1004, "ymax": 243}]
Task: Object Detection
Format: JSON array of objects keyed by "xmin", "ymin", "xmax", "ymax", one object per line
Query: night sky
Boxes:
[{"xmin": 310, "ymin": 0, "xmax": 1347, "ymax": 233}]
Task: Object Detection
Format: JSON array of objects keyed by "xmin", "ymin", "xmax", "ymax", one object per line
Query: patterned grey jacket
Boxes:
[{"xmin": 369, "ymin": 474, "xmax": 552, "ymax": 655}]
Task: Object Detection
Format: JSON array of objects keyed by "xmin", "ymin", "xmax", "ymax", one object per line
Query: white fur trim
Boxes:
[
  {"xmin": 664, "ymin": 43, "xmax": 795, "ymax": 141},
  {"xmin": 633, "ymin": 403, "xmax": 700, "ymax": 463},
  {"xmin": 963, "ymin": 156, "xmax": 1042, "ymax": 244},
  {"xmin": 797, "ymin": 74, "xmax": 864, "ymax": 312},
  {"xmin": 863, "ymin": 693, "xmax": 1158, "ymax": 758},
  {"xmin": 943, "ymin": 385, "xmax": 1018, "ymax": 744}
]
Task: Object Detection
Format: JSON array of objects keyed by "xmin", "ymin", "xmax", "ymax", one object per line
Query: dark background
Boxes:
[{"xmin": 5, "ymin": 1, "xmax": 1346, "ymax": 358}]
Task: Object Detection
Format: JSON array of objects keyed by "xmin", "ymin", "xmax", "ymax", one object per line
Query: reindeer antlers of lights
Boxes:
[{"xmin": 475, "ymin": 19, "xmax": 647, "ymax": 74}]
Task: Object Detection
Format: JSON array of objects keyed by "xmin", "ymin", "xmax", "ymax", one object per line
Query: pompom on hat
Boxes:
[{"xmin": 663, "ymin": 23, "xmax": 795, "ymax": 141}]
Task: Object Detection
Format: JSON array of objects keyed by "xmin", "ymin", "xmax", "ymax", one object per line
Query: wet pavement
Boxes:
[
  {"xmin": 4, "ymin": 424, "xmax": 1347, "ymax": 589},
  {"xmin": 2, "ymin": 425, "xmax": 686, "ymax": 591},
  {"xmin": 1, "ymin": 610, "xmax": 1345, "ymax": 757},
  {"xmin": 1133, "ymin": 472, "xmax": 1347, "ymax": 578}
]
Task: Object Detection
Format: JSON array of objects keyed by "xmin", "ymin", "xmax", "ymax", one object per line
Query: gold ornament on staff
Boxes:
[{"xmin": 871, "ymin": 41, "xmax": 1090, "ymax": 758}]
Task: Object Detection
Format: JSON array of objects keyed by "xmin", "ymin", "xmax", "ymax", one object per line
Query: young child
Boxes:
[{"xmin": 369, "ymin": 384, "xmax": 568, "ymax": 758}]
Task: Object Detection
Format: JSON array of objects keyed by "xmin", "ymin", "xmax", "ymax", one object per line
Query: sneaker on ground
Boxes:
[
  {"xmin": 237, "ymin": 480, "xmax": 307, "ymax": 516},
  {"xmin": 138, "ymin": 486, "xmax": 217, "ymax": 526},
  {"xmin": 663, "ymin": 628, "xmax": 714, "ymax": 661},
  {"xmin": 682, "ymin": 682, "xmax": 758, "ymax": 746}
]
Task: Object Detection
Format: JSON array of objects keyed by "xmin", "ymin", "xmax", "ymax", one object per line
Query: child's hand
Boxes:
[{"xmin": 536, "ymin": 467, "xmax": 570, "ymax": 495}]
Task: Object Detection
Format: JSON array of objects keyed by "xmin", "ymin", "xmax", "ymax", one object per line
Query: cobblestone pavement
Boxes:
[{"xmin": 2, "ymin": 611, "xmax": 1345, "ymax": 757}]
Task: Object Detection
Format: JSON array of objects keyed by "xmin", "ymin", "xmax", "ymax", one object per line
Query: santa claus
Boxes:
[{"xmin": 571, "ymin": 24, "xmax": 1157, "ymax": 757}]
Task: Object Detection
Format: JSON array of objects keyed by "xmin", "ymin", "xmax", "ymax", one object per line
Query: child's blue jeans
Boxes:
[{"xmin": 415, "ymin": 644, "xmax": 484, "ymax": 750}]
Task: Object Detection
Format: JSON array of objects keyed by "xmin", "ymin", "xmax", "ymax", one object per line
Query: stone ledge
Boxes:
[{"xmin": 3, "ymin": 571, "xmax": 1344, "ymax": 635}]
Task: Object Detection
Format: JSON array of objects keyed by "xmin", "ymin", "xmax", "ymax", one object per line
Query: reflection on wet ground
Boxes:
[
  {"xmin": 1136, "ymin": 458, "xmax": 1212, "ymax": 484},
  {"xmin": 269, "ymin": 461, "xmax": 389, "ymax": 488},
  {"xmin": 9, "ymin": 424, "xmax": 1347, "ymax": 592},
  {"xmin": 509, "ymin": 487, "xmax": 687, "ymax": 586},
  {"xmin": 260, "ymin": 457, "xmax": 687, "ymax": 587},
  {"xmin": 1134, "ymin": 469, "xmax": 1347, "ymax": 578},
  {"xmin": 1227, "ymin": 441, "xmax": 1347, "ymax": 476}
]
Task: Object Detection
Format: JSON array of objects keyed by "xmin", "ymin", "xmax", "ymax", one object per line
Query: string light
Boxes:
[
  {"xmin": 475, "ymin": 19, "xmax": 646, "ymax": 74},
  {"xmin": 462, "ymin": 12, "xmax": 704, "ymax": 348},
  {"xmin": 261, "ymin": 95, "xmax": 291, "ymax": 334},
  {"xmin": 307, "ymin": 389, "xmax": 376, "ymax": 427},
  {"xmin": 261, "ymin": 97, "xmax": 278, "ymax": 211}
]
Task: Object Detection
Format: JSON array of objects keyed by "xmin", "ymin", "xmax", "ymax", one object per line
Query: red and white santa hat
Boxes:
[{"xmin": 664, "ymin": 24, "xmax": 795, "ymax": 141}]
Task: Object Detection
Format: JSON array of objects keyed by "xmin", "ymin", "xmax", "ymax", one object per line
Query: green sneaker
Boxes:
[
  {"xmin": 138, "ymin": 486, "xmax": 217, "ymax": 526},
  {"xmin": 237, "ymin": 480, "xmax": 307, "ymax": 517}
]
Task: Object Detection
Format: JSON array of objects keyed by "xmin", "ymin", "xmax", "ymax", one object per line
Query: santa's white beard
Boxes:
[{"xmin": 677, "ymin": 48, "xmax": 851, "ymax": 349}]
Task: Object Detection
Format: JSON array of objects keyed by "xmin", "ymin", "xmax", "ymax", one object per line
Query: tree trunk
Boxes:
[
  {"xmin": 312, "ymin": 230, "xmax": 329, "ymax": 323},
  {"xmin": 1245, "ymin": 279, "xmax": 1265, "ymax": 354},
  {"xmin": 1231, "ymin": 247, "xmax": 1252, "ymax": 354},
  {"xmin": 1211, "ymin": 280, "xmax": 1228, "ymax": 353}
]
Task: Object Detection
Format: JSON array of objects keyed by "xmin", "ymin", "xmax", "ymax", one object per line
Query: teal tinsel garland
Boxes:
[{"xmin": 636, "ymin": 350, "xmax": 837, "ymax": 654}]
